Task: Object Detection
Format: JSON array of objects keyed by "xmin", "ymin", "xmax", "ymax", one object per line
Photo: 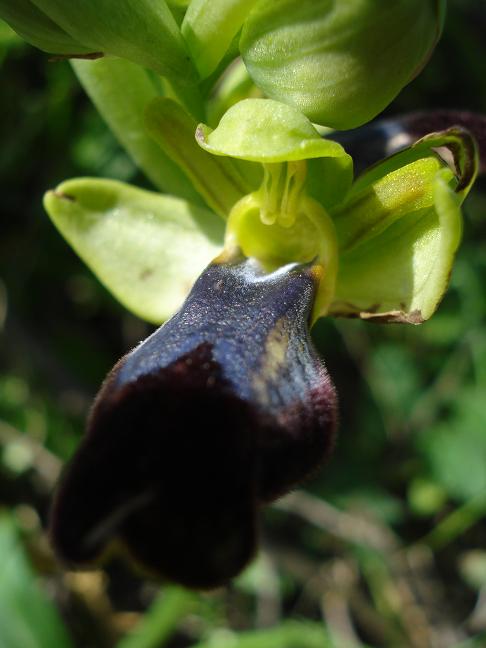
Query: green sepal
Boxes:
[
  {"xmin": 30, "ymin": 0, "xmax": 197, "ymax": 83},
  {"xmin": 145, "ymin": 97, "xmax": 252, "ymax": 218},
  {"xmin": 329, "ymin": 142, "xmax": 475, "ymax": 323},
  {"xmin": 350, "ymin": 127, "xmax": 478, "ymax": 200},
  {"xmin": 0, "ymin": 0, "xmax": 92, "ymax": 55},
  {"xmin": 182, "ymin": 0, "xmax": 259, "ymax": 79},
  {"xmin": 44, "ymin": 178, "xmax": 225, "ymax": 324},
  {"xmin": 197, "ymin": 98, "xmax": 351, "ymax": 164},
  {"xmin": 240, "ymin": 0, "xmax": 445, "ymax": 129},
  {"xmin": 72, "ymin": 58, "xmax": 204, "ymax": 206}
]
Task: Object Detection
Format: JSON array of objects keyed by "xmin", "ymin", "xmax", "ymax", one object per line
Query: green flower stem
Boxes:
[
  {"xmin": 72, "ymin": 58, "xmax": 204, "ymax": 206},
  {"xmin": 146, "ymin": 97, "xmax": 252, "ymax": 218}
]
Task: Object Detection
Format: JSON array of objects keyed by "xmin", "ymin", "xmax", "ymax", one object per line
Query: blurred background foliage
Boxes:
[{"xmin": 1, "ymin": 1, "xmax": 486, "ymax": 646}]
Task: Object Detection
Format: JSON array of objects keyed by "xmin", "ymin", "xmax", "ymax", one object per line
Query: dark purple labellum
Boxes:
[{"xmin": 50, "ymin": 256, "xmax": 337, "ymax": 589}]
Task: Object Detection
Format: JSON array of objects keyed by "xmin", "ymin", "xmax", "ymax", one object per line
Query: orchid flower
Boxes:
[
  {"xmin": 2, "ymin": 0, "xmax": 480, "ymax": 588},
  {"xmin": 45, "ymin": 96, "xmax": 478, "ymax": 587}
]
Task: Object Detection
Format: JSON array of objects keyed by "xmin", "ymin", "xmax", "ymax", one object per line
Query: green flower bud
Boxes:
[{"xmin": 240, "ymin": 0, "xmax": 446, "ymax": 129}]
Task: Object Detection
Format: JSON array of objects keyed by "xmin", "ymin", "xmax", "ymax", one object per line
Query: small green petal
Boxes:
[
  {"xmin": 330, "ymin": 164, "xmax": 463, "ymax": 323},
  {"xmin": 241, "ymin": 0, "xmax": 444, "ymax": 129},
  {"xmin": 197, "ymin": 98, "xmax": 351, "ymax": 164},
  {"xmin": 351, "ymin": 127, "xmax": 478, "ymax": 199},
  {"xmin": 44, "ymin": 179, "xmax": 224, "ymax": 324},
  {"xmin": 182, "ymin": 0, "xmax": 259, "ymax": 78}
]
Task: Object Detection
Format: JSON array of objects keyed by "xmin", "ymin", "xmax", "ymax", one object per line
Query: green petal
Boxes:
[
  {"xmin": 330, "ymin": 127, "xmax": 478, "ymax": 323},
  {"xmin": 44, "ymin": 179, "xmax": 224, "ymax": 323},
  {"xmin": 145, "ymin": 97, "xmax": 252, "ymax": 217},
  {"xmin": 241, "ymin": 0, "xmax": 444, "ymax": 129},
  {"xmin": 330, "ymin": 163, "xmax": 463, "ymax": 323},
  {"xmin": 72, "ymin": 58, "xmax": 204, "ymax": 205},
  {"xmin": 30, "ymin": 0, "xmax": 197, "ymax": 82},
  {"xmin": 350, "ymin": 127, "xmax": 478, "ymax": 200},
  {"xmin": 182, "ymin": 0, "xmax": 259, "ymax": 78},
  {"xmin": 197, "ymin": 98, "xmax": 351, "ymax": 164},
  {"xmin": 0, "ymin": 0, "xmax": 91, "ymax": 54}
]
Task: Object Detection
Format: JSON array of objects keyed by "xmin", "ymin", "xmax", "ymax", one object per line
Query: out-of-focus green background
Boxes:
[{"xmin": 1, "ymin": 1, "xmax": 486, "ymax": 646}]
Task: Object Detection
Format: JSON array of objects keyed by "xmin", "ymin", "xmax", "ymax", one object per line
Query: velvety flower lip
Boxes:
[{"xmin": 49, "ymin": 255, "xmax": 337, "ymax": 589}]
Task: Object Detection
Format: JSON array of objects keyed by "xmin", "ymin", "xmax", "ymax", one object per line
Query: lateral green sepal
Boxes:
[
  {"xmin": 44, "ymin": 178, "xmax": 225, "ymax": 324},
  {"xmin": 329, "ymin": 138, "xmax": 475, "ymax": 323}
]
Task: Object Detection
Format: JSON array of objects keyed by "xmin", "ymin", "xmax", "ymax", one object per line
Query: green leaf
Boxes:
[
  {"xmin": 0, "ymin": 0, "xmax": 91, "ymax": 54},
  {"xmin": 0, "ymin": 515, "xmax": 73, "ymax": 648},
  {"xmin": 197, "ymin": 98, "xmax": 351, "ymax": 164},
  {"xmin": 72, "ymin": 58, "xmax": 203, "ymax": 206},
  {"xmin": 30, "ymin": 0, "xmax": 197, "ymax": 82},
  {"xmin": 182, "ymin": 0, "xmax": 259, "ymax": 78},
  {"xmin": 145, "ymin": 97, "xmax": 252, "ymax": 217},
  {"xmin": 330, "ymin": 159, "xmax": 463, "ymax": 323},
  {"xmin": 241, "ymin": 0, "xmax": 445, "ymax": 129},
  {"xmin": 44, "ymin": 178, "xmax": 224, "ymax": 323}
]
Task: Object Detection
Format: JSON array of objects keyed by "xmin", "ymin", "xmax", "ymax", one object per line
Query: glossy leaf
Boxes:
[
  {"xmin": 30, "ymin": 0, "xmax": 196, "ymax": 82},
  {"xmin": 0, "ymin": 0, "xmax": 91, "ymax": 55},
  {"xmin": 241, "ymin": 0, "xmax": 445, "ymax": 129},
  {"xmin": 44, "ymin": 178, "xmax": 225, "ymax": 324},
  {"xmin": 72, "ymin": 58, "xmax": 204, "ymax": 205},
  {"xmin": 182, "ymin": 0, "xmax": 259, "ymax": 78}
]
